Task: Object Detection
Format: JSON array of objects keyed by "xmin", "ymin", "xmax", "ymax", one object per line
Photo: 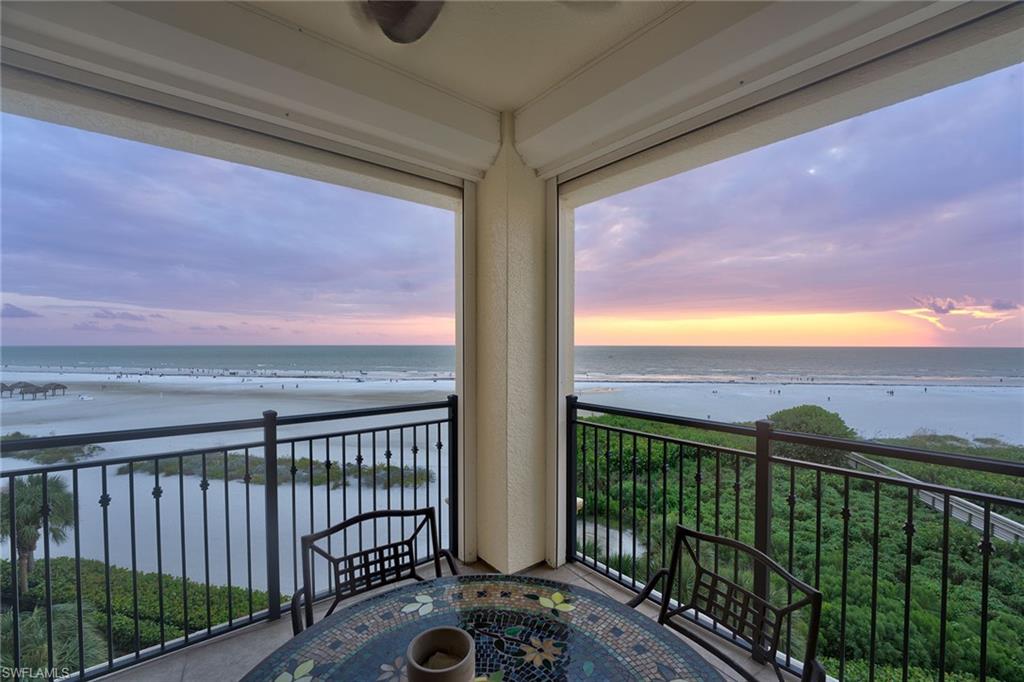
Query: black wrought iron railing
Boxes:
[
  {"xmin": 0, "ymin": 396, "xmax": 457, "ymax": 680},
  {"xmin": 566, "ymin": 396, "xmax": 1024, "ymax": 682}
]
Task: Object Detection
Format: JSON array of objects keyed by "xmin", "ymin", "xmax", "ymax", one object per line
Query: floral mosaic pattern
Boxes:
[
  {"xmin": 272, "ymin": 659, "xmax": 315, "ymax": 682},
  {"xmin": 400, "ymin": 594, "xmax": 436, "ymax": 616},
  {"xmin": 519, "ymin": 637, "xmax": 565, "ymax": 668},
  {"xmin": 376, "ymin": 656, "xmax": 407, "ymax": 681},
  {"xmin": 243, "ymin": 575, "xmax": 722, "ymax": 682},
  {"xmin": 523, "ymin": 590, "xmax": 574, "ymax": 616}
]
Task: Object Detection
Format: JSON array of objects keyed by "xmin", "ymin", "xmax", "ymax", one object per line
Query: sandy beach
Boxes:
[
  {"xmin": 3, "ymin": 369, "xmax": 1021, "ymax": 450},
  {"xmin": 1, "ymin": 364, "xmax": 1020, "ymax": 592},
  {"xmin": 0, "ymin": 371, "xmax": 454, "ymax": 449},
  {"xmin": 576, "ymin": 380, "xmax": 1024, "ymax": 443}
]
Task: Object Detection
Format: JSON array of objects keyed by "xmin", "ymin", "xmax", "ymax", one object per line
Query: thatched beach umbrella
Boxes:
[
  {"xmin": 17, "ymin": 383, "xmax": 44, "ymax": 400},
  {"xmin": 43, "ymin": 382, "xmax": 68, "ymax": 397}
]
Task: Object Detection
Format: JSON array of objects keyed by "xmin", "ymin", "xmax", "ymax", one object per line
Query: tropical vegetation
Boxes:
[
  {"xmin": 0, "ymin": 602, "xmax": 106, "ymax": 673},
  {"xmin": 0, "ymin": 476, "xmax": 75, "ymax": 595},
  {"xmin": 575, "ymin": 404, "xmax": 1024, "ymax": 682},
  {"xmin": 0, "ymin": 432, "xmax": 103, "ymax": 465},
  {"xmin": 114, "ymin": 452, "xmax": 435, "ymax": 489},
  {"xmin": 0, "ymin": 556, "xmax": 274, "ymax": 672}
]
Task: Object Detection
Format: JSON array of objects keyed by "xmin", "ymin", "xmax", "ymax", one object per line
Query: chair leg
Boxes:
[
  {"xmin": 803, "ymin": 660, "xmax": 827, "ymax": 682},
  {"xmin": 323, "ymin": 595, "xmax": 345, "ymax": 619},
  {"xmin": 439, "ymin": 549, "xmax": 459, "ymax": 576},
  {"xmin": 290, "ymin": 590, "xmax": 305, "ymax": 636},
  {"xmin": 626, "ymin": 568, "xmax": 669, "ymax": 608}
]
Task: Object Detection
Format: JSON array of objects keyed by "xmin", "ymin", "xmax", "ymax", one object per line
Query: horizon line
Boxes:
[{"xmin": 2, "ymin": 343, "xmax": 1022, "ymax": 350}]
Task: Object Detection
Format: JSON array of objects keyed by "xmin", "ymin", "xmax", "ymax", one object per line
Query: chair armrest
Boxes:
[
  {"xmin": 627, "ymin": 567, "xmax": 669, "ymax": 608},
  {"xmin": 290, "ymin": 590, "xmax": 305, "ymax": 636}
]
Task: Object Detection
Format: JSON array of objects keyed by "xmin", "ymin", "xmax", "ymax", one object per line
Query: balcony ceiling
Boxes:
[
  {"xmin": 246, "ymin": 1, "xmax": 680, "ymax": 112},
  {"xmin": 1, "ymin": 1, "xmax": 1015, "ymax": 181}
]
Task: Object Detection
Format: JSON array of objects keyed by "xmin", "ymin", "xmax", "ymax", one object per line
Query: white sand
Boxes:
[
  {"xmin": 3, "ymin": 369, "xmax": 1020, "ymax": 446},
  {"xmin": 1, "ymin": 371, "xmax": 455, "ymax": 473},
  {"xmin": 577, "ymin": 381, "xmax": 1024, "ymax": 444},
  {"xmin": 1, "ymin": 371, "xmax": 453, "ymax": 433}
]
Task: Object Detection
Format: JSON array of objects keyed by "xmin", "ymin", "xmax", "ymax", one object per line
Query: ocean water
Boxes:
[
  {"xmin": 4, "ymin": 345, "xmax": 1021, "ymax": 386},
  {"xmin": 575, "ymin": 346, "xmax": 1023, "ymax": 386},
  {"xmin": 1, "ymin": 345, "xmax": 456, "ymax": 380}
]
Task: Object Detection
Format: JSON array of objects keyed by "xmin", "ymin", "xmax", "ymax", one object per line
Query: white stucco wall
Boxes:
[{"xmin": 474, "ymin": 113, "xmax": 548, "ymax": 573}]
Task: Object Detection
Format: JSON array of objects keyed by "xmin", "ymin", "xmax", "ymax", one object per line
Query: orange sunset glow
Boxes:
[
  {"xmin": 575, "ymin": 311, "xmax": 926, "ymax": 347},
  {"xmin": 575, "ymin": 307, "xmax": 1023, "ymax": 348}
]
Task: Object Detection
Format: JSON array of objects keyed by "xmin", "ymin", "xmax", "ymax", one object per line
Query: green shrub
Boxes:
[
  {"xmin": 116, "ymin": 453, "xmax": 433, "ymax": 489},
  {"xmin": 1, "ymin": 556, "xmax": 276, "ymax": 668},
  {"xmin": 1, "ymin": 432, "xmax": 103, "ymax": 464},
  {"xmin": 819, "ymin": 657, "xmax": 993, "ymax": 682},
  {"xmin": 766, "ymin": 405, "xmax": 856, "ymax": 466},
  {"xmin": 0, "ymin": 602, "xmax": 106, "ymax": 673}
]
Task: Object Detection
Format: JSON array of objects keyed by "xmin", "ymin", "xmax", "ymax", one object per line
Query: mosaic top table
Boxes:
[{"xmin": 243, "ymin": 574, "xmax": 723, "ymax": 681}]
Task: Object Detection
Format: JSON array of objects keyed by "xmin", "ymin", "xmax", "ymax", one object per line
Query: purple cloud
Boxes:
[
  {"xmin": 0, "ymin": 110, "xmax": 456, "ymax": 346},
  {"xmin": 111, "ymin": 323, "xmax": 153, "ymax": 334},
  {"xmin": 575, "ymin": 64, "xmax": 1023, "ymax": 325},
  {"xmin": 93, "ymin": 308, "xmax": 147, "ymax": 321},
  {"xmin": 991, "ymin": 299, "xmax": 1019, "ymax": 311},
  {"xmin": 73, "ymin": 321, "xmax": 152, "ymax": 333},
  {"xmin": 1, "ymin": 303, "xmax": 42, "ymax": 318},
  {"xmin": 188, "ymin": 324, "xmax": 233, "ymax": 332},
  {"xmin": 2, "ymin": 63, "xmax": 1020, "ymax": 345},
  {"xmin": 912, "ymin": 296, "xmax": 959, "ymax": 315}
]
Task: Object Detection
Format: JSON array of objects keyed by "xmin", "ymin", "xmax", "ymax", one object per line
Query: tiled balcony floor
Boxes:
[{"xmin": 103, "ymin": 561, "xmax": 768, "ymax": 681}]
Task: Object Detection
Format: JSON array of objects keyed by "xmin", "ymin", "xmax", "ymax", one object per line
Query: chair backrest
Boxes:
[
  {"xmin": 294, "ymin": 507, "xmax": 448, "ymax": 633},
  {"xmin": 659, "ymin": 525, "xmax": 823, "ymax": 682}
]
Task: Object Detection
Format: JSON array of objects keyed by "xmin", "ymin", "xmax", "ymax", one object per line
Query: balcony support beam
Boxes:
[{"xmin": 473, "ymin": 112, "xmax": 549, "ymax": 573}]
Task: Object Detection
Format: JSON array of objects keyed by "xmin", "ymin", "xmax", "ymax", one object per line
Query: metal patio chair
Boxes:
[
  {"xmin": 290, "ymin": 507, "xmax": 458, "ymax": 635},
  {"xmin": 628, "ymin": 525, "xmax": 825, "ymax": 682}
]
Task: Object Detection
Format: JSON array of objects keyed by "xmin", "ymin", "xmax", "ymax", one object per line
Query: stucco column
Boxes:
[{"xmin": 474, "ymin": 112, "xmax": 548, "ymax": 573}]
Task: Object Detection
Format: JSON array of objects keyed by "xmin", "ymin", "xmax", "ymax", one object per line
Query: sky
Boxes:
[
  {"xmin": 576, "ymin": 63, "xmax": 1024, "ymax": 347},
  {"xmin": 1, "ymin": 117, "xmax": 457, "ymax": 345},
  {"xmin": 1, "ymin": 64, "xmax": 1022, "ymax": 347}
]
